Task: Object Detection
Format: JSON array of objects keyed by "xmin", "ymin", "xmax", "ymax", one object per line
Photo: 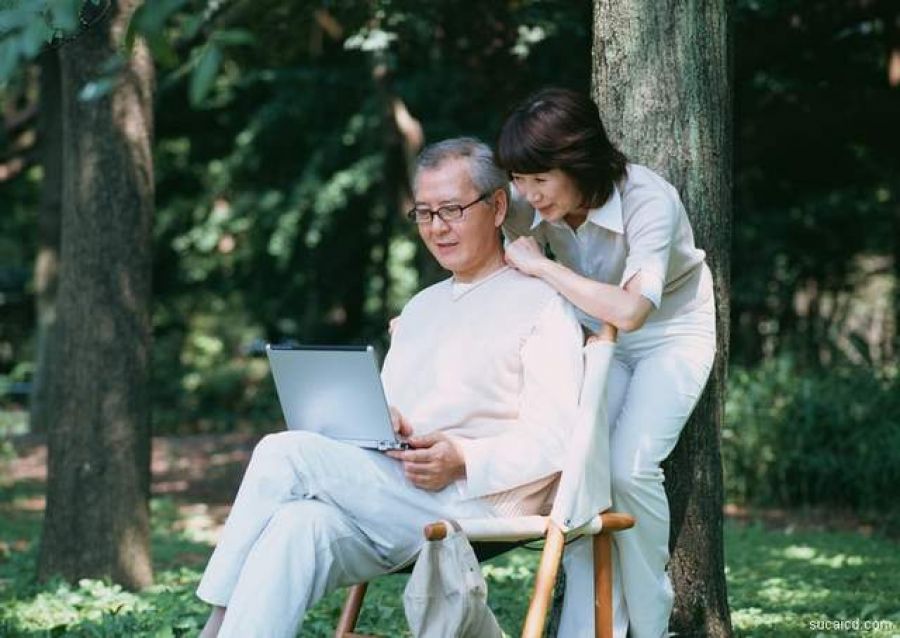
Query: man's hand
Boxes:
[
  {"xmin": 505, "ymin": 237, "xmax": 549, "ymax": 277},
  {"xmin": 386, "ymin": 431, "xmax": 466, "ymax": 491},
  {"xmin": 389, "ymin": 406, "xmax": 413, "ymax": 439}
]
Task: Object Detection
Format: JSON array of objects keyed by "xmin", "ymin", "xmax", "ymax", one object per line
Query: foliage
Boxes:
[
  {"xmin": 140, "ymin": 0, "xmax": 593, "ymax": 433},
  {"xmin": 723, "ymin": 357, "xmax": 900, "ymax": 512},
  {"xmin": 1, "ymin": 494, "xmax": 898, "ymax": 636},
  {"xmin": 0, "ymin": 0, "xmax": 80, "ymax": 83},
  {"xmin": 732, "ymin": 0, "xmax": 899, "ymax": 366}
]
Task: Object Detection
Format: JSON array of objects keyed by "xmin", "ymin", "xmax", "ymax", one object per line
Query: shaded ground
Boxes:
[{"xmin": 5, "ymin": 432, "xmax": 893, "ymax": 539}]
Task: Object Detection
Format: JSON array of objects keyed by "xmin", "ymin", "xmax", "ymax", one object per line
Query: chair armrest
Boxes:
[
  {"xmin": 565, "ymin": 511, "xmax": 636, "ymax": 537},
  {"xmin": 424, "ymin": 515, "xmax": 549, "ymax": 542},
  {"xmin": 424, "ymin": 511, "xmax": 634, "ymax": 543}
]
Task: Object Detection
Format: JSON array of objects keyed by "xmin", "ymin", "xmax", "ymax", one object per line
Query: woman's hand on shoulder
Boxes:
[{"xmin": 505, "ymin": 237, "xmax": 549, "ymax": 278}]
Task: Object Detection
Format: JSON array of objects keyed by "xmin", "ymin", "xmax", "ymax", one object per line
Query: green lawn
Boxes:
[{"xmin": 1, "ymin": 493, "xmax": 898, "ymax": 637}]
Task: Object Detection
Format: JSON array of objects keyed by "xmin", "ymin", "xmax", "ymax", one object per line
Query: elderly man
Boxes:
[{"xmin": 197, "ymin": 138, "xmax": 584, "ymax": 637}]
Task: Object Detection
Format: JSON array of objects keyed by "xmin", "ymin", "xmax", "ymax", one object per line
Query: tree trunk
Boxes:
[
  {"xmin": 30, "ymin": 48, "xmax": 63, "ymax": 435},
  {"xmin": 38, "ymin": 0, "xmax": 155, "ymax": 589},
  {"xmin": 592, "ymin": 2, "xmax": 733, "ymax": 636}
]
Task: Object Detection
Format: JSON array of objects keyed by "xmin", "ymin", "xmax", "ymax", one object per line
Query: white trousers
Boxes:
[
  {"xmin": 197, "ymin": 430, "xmax": 497, "ymax": 638},
  {"xmin": 557, "ymin": 293, "xmax": 716, "ymax": 638}
]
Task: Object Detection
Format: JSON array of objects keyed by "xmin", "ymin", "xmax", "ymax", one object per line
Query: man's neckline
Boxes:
[{"xmin": 450, "ymin": 265, "xmax": 511, "ymax": 300}]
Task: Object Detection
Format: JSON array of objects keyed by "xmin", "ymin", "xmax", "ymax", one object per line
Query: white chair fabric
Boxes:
[{"xmin": 550, "ymin": 340, "xmax": 614, "ymax": 532}]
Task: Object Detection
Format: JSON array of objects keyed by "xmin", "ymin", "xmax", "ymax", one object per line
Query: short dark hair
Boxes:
[{"xmin": 496, "ymin": 87, "xmax": 628, "ymax": 208}]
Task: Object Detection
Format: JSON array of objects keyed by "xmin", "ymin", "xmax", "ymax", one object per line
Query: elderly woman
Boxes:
[{"xmin": 497, "ymin": 87, "xmax": 716, "ymax": 638}]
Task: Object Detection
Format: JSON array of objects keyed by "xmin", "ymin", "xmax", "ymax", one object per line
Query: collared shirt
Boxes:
[{"xmin": 503, "ymin": 163, "xmax": 710, "ymax": 329}]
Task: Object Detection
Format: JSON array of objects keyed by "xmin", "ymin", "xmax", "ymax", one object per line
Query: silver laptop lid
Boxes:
[{"xmin": 265, "ymin": 344, "xmax": 405, "ymax": 451}]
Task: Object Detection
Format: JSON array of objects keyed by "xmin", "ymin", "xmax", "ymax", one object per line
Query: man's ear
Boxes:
[{"xmin": 492, "ymin": 189, "xmax": 509, "ymax": 228}]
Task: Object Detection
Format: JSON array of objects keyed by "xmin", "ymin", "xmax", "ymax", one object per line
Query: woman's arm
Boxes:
[{"xmin": 505, "ymin": 237, "xmax": 654, "ymax": 332}]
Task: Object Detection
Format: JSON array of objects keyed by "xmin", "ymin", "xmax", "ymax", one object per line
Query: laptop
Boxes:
[{"xmin": 265, "ymin": 344, "xmax": 409, "ymax": 451}]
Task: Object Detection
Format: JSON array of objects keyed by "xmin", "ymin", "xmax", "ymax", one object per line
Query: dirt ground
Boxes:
[
  {"xmin": 0, "ymin": 433, "xmax": 890, "ymax": 538},
  {"xmin": 2, "ymin": 432, "xmax": 262, "ymax": 534}
]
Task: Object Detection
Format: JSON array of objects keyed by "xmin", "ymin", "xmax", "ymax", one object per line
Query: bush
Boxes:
[{"xmin": 723, "ymin": 357, "xmax": 900, "ymax": 511}]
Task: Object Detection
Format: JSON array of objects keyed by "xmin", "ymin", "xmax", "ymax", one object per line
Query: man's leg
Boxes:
[
  {"xmin": 217, "ymin": 499, "xmax": 388, "ymax": 638},
  {"xmin": 197, "ymin": 430, "xmax": 319, "ymax": 606},
  {"xmin": 197, "ymin": 430, "xmax": 495, "ymax": 629}
]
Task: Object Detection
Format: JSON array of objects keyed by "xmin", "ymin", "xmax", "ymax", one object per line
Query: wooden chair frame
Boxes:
[{"xmin": 333, "ymin": 511, "xmax": 634, "ymax": 638}]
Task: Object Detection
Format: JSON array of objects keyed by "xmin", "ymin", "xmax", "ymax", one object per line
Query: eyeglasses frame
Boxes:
[{"xmin": 406, "ymin": 191, "xmax": 494, "ymax": 225}]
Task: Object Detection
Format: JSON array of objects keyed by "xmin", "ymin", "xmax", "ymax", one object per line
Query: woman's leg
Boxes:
[{"xmin": 608, "ymin": 335, "xmax": 714, "ymax": 638}]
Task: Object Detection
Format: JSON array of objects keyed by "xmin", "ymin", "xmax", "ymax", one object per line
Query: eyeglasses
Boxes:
[{"xmin": 406, "ymin": 192, "xmax": 492, "ymax": 224}]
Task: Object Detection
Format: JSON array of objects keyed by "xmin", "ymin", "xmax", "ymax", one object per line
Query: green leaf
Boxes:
[
  {"xmin": 0, "ymin": 8, "xmax": 34, "ymax": 33},
  {"xmin": 189, "ymin": 43, "xmax": 222, "ymax": 106},
  {"xmin": 180, "ymin": 12, "xmax": 203, "ymax": 40},
  {"xmin": 130, "ymin": 0, "xmax": 186, "ymax": 35},
  {"xmin": 0, "ymin": 37, "xmax": 19, "ymax": 83},
  {"xmin": 145, "ymin": 30, "xmax": 179, "ymax": 67},
  {"xmin": 48, "ymin": 0, "xmax": 79, "ymax": 32},
  {"xmin": 20, "ymin": 17, "xmax": 51, "ymax": 56},
  {"xmin": 211, "ymin": 28, "xmax": 254, "ymax": 47},
  {"xmin": 78, "ymin": 76, "xmax": 115, "ymax": 101}
]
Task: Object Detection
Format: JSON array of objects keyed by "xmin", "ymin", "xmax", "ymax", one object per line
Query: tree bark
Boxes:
[
  {"xmin": 38, "ymin": 0, "xmax": 155, "ymax": 589},
  {"xmin": 592, "ymin": 1, "xmax": 733, "ymax": 636},
  {"xmin": 30, "ymin": 48, "xmax": 63, "ymax": 435}
]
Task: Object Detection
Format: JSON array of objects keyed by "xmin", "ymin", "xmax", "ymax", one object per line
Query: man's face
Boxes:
[{"xmin": 413, "ymin": 159, "xmax": 505, "ymax": 281}]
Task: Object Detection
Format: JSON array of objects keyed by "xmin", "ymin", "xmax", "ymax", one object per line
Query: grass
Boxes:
[
  {"xmin": 1, "ymin": 501, "xmax": 898, "ymax": 637},
  {"xmin": 726, "ymin": 523, "xmax": 900, "ymax": 637}
]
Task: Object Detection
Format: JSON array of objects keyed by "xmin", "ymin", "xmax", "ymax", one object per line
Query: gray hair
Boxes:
[{"xmin": 414, "ymin": 137, "xmax": 509, "ymax": 199}]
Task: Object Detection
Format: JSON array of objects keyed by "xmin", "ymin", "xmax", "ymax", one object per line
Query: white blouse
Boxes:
[{"xmin": 504, "ymin": 163, "xmax": 711, "ymax": 329}]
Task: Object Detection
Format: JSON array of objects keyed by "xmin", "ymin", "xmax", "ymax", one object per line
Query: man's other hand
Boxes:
[{"xmin": 386, "ymin": 431, "xmax": 466, "ymax": 491}]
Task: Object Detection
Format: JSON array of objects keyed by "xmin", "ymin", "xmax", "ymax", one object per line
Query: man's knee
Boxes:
[
  {"xmin": 268, "ymin": 499, "xmax": 342, "ymax": 541},
  {"xmin": 251, "ymin": 431, "xmax": 291, "ymax": 462},
  {"xmin": 250, "ymin": 430, "xmax": 327, "ymax": 465}
]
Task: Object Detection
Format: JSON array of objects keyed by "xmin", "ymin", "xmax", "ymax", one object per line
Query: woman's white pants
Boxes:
[
  {"xmin": 557, "ymin": 294, "xmax": 716, "ymax": 638},
  {"xmin": 196, "ymin": 430, "xmax": 495, "ymax": 638}
]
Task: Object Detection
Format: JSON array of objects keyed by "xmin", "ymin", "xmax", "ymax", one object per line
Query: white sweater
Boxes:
[{"xmin": 381, "ymin": 266, "xmax": 583, "ymax": 515}]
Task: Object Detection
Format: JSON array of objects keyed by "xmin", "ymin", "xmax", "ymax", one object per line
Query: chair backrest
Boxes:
[{"xmin": 549, "ymin": 333, "xmax": 616, "ymax": 532}]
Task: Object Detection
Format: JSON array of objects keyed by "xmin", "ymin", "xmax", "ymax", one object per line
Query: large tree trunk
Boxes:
[
  {"xmin": 592, "ymin": 2, "xmax": 733, "ymax": 636},
  {"xmin": 38, "ymin": 0, "xmax": 155, "ymax": 589},
  {"xmin": 30, "ymin": 48, "xmax": 63, "ymax": 435}
]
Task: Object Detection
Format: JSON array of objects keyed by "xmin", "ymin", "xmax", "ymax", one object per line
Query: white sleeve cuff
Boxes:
[{"xmin": 621, "ymin": 267, "xmax": 663, "ymax": 309}]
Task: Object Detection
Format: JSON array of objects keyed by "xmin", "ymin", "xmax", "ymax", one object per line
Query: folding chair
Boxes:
[{"xmin": 334, "ymin": 325, "xmax": 634, "ymax": 638}]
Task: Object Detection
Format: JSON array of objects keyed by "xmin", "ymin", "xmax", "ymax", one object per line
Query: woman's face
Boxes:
[{"xmin": 511, "ymin": 169, "xmax": 586, "ymax": 222}]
